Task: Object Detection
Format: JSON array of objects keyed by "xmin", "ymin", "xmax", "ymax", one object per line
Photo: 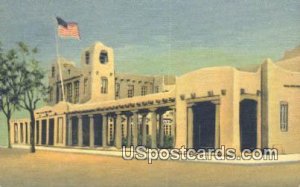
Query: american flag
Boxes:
[{"xmin": 56, "ymin": 17, "xmax": 80, "ymax": 39}]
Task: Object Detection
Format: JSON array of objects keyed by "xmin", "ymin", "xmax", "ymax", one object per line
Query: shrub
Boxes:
[{"xmin": 163, "ymin": 135, "xmax": 174, "ymax": 149}]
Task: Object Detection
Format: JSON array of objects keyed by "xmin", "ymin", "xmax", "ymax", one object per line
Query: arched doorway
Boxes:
[
  {"xmin": 71, "ymin": 117, "xmax": 78, "ymax": 146},
  {"xmin": 240, "ymin": 99, "xmax": 257, "ymax": 151},
  {"xmin": 193, "ymin": 101, "xmax": 216, "ymax": 150},
  {"xmin": 48, "ymin": 118, "xmax": 54, "ymax": 146}
]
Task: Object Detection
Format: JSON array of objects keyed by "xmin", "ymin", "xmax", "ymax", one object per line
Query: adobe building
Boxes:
[{"xmin": 10, "ymin": 42, "xmax": 300, "ymax": 154}]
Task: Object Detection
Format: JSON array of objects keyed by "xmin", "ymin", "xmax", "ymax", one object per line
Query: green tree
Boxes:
[
  {"xmin": 0, "ymin": 43, "xmax": 24, "ymax": 148},
  {"xmin": 16, "ymin": 42, "xmax": 49, "ymax": 153}
]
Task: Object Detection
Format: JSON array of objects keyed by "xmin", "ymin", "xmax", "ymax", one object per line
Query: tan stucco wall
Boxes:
[
  {"xmin": 175, "ymin": 66, "xmax": 261, "ymax": 151},
  {"xmin": 262, "ymin": 60, "xmax": 300, "ymax": 154}
]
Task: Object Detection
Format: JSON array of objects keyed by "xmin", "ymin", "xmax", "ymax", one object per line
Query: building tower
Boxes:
[{"xmin": 80, "ymin": 42, "xmax": 116, "ymax": 102}]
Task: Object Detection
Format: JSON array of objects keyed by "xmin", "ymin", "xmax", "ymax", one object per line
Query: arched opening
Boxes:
[
  {"xmin": 82, "ymin": 115, "xmax": 90, "ymax": 146},
  {"xmin": 99, "ymin": 50, "xmax": 108, "ymax": 64},
  {"xmin": 48, "ymin": 118, "xmax": 54, "ymax": 146},
  {"xmin": 240, "ymin": 99, "xmax": 257, "ymax": 151},
  {"xmin": 71, "ymin": 117, "xmax": 78, "ymax": 146},
  {"xmin": 193, "ymin": 101, "xmax": 216, "ymax": 150},
  {"xmin": 41, "ymin": 120, "xmax": 47, "ymax": 145},
  {"xmin": 94, "ymin": 114, "xmax": 103, "ymax": 146}
]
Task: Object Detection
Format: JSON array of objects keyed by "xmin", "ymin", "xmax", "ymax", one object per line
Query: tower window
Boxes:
[
  {"xmin": 280, "ymin": 101, "xmax": 288, "ymax": 132},
  {"xmin": 85, "ymin": 51, "xmax": 90, "ymax": 64},
  {"xmin": 99, "ymin": 50, "xmax": 108, "ymax": 64},
  {"xmin": 101, "ymin": 77, "xmax": 108, "ymax": 94}
]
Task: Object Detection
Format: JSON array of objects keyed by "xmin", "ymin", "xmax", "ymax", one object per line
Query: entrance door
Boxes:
[
  {"xmin": 82, "ymin": 116, "xmax": 90, "ymax": 146},
  {"xmin": 240, "ymin": 99, "xmax": 257, "ymax": 151},
  {"xmin": 48, "ymin": 119, "xmax": 54, "ymax": 146},
  {"xmin": 94, "ymin": 115, "xmax": 103, "ymax": 146},
  {"xmin": 193, "ymin": 101, "xmax": 216, "ymax": 150},
  {"xmin": 72, "ymin": 117, "xmax": 78, "ymax": 145}
]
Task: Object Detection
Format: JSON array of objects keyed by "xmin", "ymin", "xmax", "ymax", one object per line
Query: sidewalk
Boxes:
[{"xmin": 12, "ymin": 144, "xmax": 300, "ymax": 165}]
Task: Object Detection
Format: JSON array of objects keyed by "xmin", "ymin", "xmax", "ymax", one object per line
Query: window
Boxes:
[
  {"xmin": 66, "ymin": 83, "xmax": 73, "ymax": 103},
  {"xmin": 141, "ymin": 86, "xmax": 147, "ymax": 96},
  {"xmin": 155, "ymin": 86, "xmax": 159, "ymax": 93},
  {"xmin": 101, "ymin": 77, "xmax": 108, "ymax": 94},
  {"xmin": 128, "ymin": 85, "xmax": 134, "ymax": 98},
  {"xmin": 74, "ymin": 81, "xmax": 80, "ymax": 103},
  {"xmin": 99, "ymin": 50, "xmax": 108, "ymax": 64},
  {"xmin": 84, "ymin": 78, "xmax": 88, "ymax": 95},
  {"xmin": 51, "ymin": 66, "xmax": 55, "ymax": 78},
  {"xmin": 280, "ymin": 101, "xmax": 288, "ymax": 132},
  {"xmin": 115, "ymin": 83, "xmax": 120, "ymax": 98},
  {"xmin": 164, "ymin": 124, "xmax": 171, "ymax": 136},
  {"xmin": 85, "ymin": 51, "xmax": 90, "ymax": 64}
]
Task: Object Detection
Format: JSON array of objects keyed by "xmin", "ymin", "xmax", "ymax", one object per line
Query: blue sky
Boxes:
[{"xmin": 0, "ymin": 0, "xmax": 299, "ymax": 76}]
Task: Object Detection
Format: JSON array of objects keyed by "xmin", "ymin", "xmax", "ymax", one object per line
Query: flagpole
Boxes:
[{"xmin": 54, "ymin": 17, "xmax": 66, "ymax": 102}]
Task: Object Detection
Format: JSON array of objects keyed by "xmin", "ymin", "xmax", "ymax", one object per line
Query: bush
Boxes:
[{"xmin": 163, "ymin": 135, "xmax": 174, "ymax": 149}]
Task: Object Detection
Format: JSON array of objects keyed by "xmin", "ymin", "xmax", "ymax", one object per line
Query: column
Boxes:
[
  {"xmin": 187, "ymin": 105, "xmax": 194, "ymax": 148},
  {"xmin": 53, "ymin": 118, "xmax": 57, "ymax": 146},
  {"xmin": 159, "ymin": 112, "xmax": 164, "ymax": 148},
  {"xmin": 63, "ymin": 116, "xmax": 67, "ymax": 146},
  {"xmin": 78, "ymin": 115, "xmax": 83, "ymax": 147},
  {"xmin": 89, "ymin": 115, "xmax": 95, "ymax": 148},
  {"xmin": 132, "ymin": 111, "xmax": 138, "ymax": 147},
  {"xmin": 141, "ymin": 113, "xmax": 147, "ymax": 146},
  {"xmin": 34, "ymin": 121, "xmax": 38, "ymax": 145},
  {"xmin": 257, "ymin": 99, "xmax": 261, "ymax": 149},
  {"xmin": 23, "ymin": 123, "xmax": 26, "ymax": 144},
  {"xmin": 171, "ymin": 108, "xmax": 176, "ymax": 147},
  {"xmin": 214, "ymin": 102, "xmax": 220, "ymax": 149},
  {"xmin": 27, "ymin": 122, "xmax": 30, "ymax": 145},
  {"xmin": 101, "ymin": 113, "xmax": 107, "ymax": 147},
  {"xmin": 39, "ymin": 120, "xmax": 42, "ymax": 145},
  {"xmin": 149, "ymin": 109, "xmax": 157, "ymax": 148},
  {"xmin": 115, "ymin": 112, "xmax": 122, "ymax": 149},
  {"xmin": 46, "ymin": 120, "xmax": 49, "ymax": 145},
  {"xmin": 126, "ymin": 114, "xmax": 132, "ymax": 147},
  {"xmin": 17, "ymin": 123, "xmax": 21, "ymax": 144},
  {"xmin": 68, "ymin": 117, "xmax": 73, "ymax": 146}
]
